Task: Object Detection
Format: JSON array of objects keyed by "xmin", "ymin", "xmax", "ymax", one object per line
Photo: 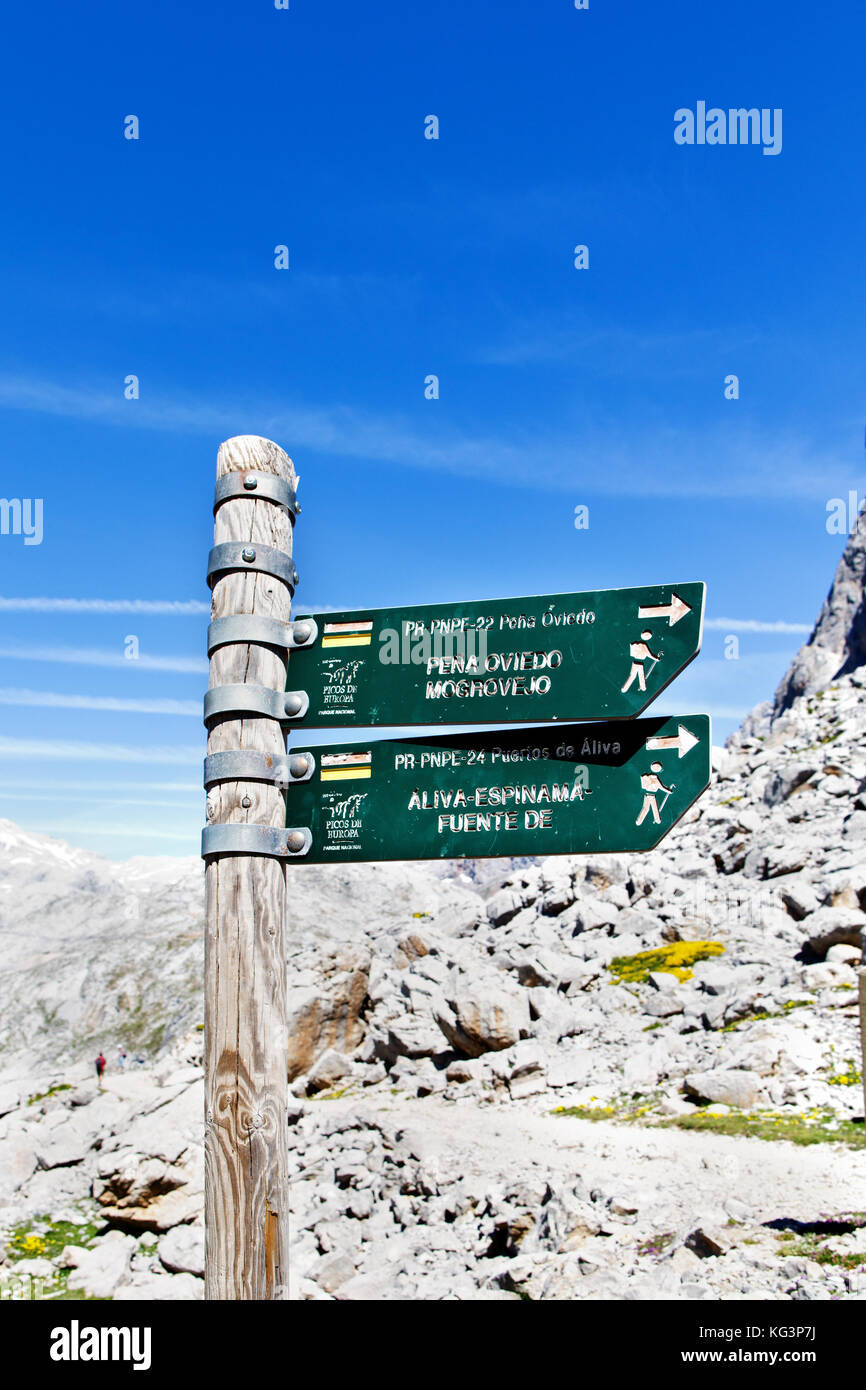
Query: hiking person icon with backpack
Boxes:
[
  {"xmin": 95, "ymin": 1053, "xmax": 106, "ymax": 1085},
  {"xmin": 621, "ymin": 630, "xmax": 661, "ymax": 693},
  {"xmin": 636, "ymin": 762, "xmax": 674, "ymax": 826}
]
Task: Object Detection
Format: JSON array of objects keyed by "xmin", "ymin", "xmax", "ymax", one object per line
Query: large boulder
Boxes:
[
  {"xmin": 0, "ymin": 1137, "xmax": 37, "ymax": 1200},
  {"xmin": 435, "ymin": 983, "xmax": 530, "ymax": 1057},
  {"xmin": 386, "ymin": 1016, "xmax": 448, "ymax": 1060},
  {"xmin": 485, "ymin": 888, "xmax": 525, "ymax": 927},
  {"xmin": 684, "ymin": 1069, "xmax": 762, "ymax": 1110},
  {"xmin": 286, "ymin": 946, "xmax": 371, "ymax": 1081},
  {"xmin": 35, "ymin": 1122, "xmax": 89, "ymax": 1171},
  {"xmin": 95, "ymin": 1146, "xmax": 203, "ymax": 1232},
  {"xmin": 158, "ymin": 1223, "xmax": 204, "ymax": 1277},
  {"xmin": 305, "ymin": 1050, "xmax": 353, "ymax": 1094},
  {"xmin": 805, "ymin": 907, "xmax": 866, "ymax": 958},
  {"xmin": 65, "ymin": 1231, "xmax": 137, "ymax": 1299}
]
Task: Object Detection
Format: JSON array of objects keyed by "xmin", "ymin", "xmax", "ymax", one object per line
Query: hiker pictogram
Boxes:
[
  {"xmin": 636, "ymin": 761, "xmax": 675, "ymax": 826},
  {"xmin": 622, "ymin": 630, "xmax": 662, "ymax": 693}
]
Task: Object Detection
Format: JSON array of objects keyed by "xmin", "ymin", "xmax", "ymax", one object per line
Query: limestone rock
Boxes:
[
  {"xmin": 66, "ymin": 1231, "xmax": 137, "ymax": 1299},
  {"xmin": 286, "ymin": 946, "xmax": 371, "ymax": 1082},
  {"xmin": 158, "ymin": 1223, "xmax": 204, "ymax": 1277},
  {"xmin": 306, "ymin": 1050, "xmax": 353, "ymax": 1094},
  {"xmin": 774, "ymin": 513, "xmax": 866, "ymax": 712},
  {"xmin": 436, "ymin": 984, "xmax": 529, "ymax": 1056},
  {"xmin": 805, "ymin": 907, "xmax": 866, "ymax": 958},
  {"xmin": 0, "ymin": 1138, "xmax": 37, "ymax": 1199},
  {"xmin": 114, "ymin": 1271, "xmax": 203, "ymax": 1300},
  {"xmin": 684, "ymin": 1069, "xmax": 762, "ymax": 1109}
]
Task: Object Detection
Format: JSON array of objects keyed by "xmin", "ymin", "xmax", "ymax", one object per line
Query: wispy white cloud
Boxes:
[
  {"xmin": 0, "ymin": 689, "xmax": 200, "ymax": 716},
  {"xmin": 703, "ymin": 618, "xmax": 810, "ymax": 634},
  {"xmin": 0, "ymin": 370, "xmax": 852, "ymax": 501},
  {"xmin": 25, "ymin": 823, "xmax": 197, "ymax": 843},
  {"xmin": 0, "ymin": 644, "xmax": 208, "ymax": 674},
  {"xmin": 0, "ymin": 778, "xmax": 199, "ymax": 793},
  {"xmin": 0, "ymin": 736, "xmax": 201, "ymax": 764},
  {"xmin": 6, "ymin": 792, "xmax": 198, "ymax": 808},
  {"xmin": 0, "ymin": 597, "xmax": 209, "ymax": 615},
  {"xmin": 477, "ymin": 316, "xmax": 759, "ymax": 371}
]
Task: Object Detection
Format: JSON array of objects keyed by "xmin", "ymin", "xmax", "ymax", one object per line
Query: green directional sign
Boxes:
[
  {"xmin": 286, "ymin": 714, "xmax": 711, "ymax": 864},
  {"xmin": 289, "ymin": 582, "xmax": 705, "ymax": 728}
]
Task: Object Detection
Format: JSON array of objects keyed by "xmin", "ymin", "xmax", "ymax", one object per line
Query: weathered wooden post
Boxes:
[
  {"xmin": 202, "ymin": 434, "xmax": 309, "ymax": 1300},
  {"xmin": 859, "ymin": 932, "xmax": 866, "ymax": 1126}
]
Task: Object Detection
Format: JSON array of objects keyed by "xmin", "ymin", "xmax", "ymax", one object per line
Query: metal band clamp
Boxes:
[
  {"xmin": 201, "ymin": 824, "xmax": 312, "ymax": 859},
  {"xmin": 207, "ymin": 543, "xmax": 298, "ymax": 593},
  {"xmin": 203, "ymin": 750, "xmax": 315, "ymax": 788},
  {"xmin": 203, "ymin": 685, "xmax": 309, "ymax": 725},
  {"xmin": 213, "ymin": 471, "xmax": 299, "ymax": 518},
  {"xmin": 207, "ymin": 615, "xmax": 318, "ymax": 656}
]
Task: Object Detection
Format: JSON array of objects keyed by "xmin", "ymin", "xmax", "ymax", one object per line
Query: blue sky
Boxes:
[{"xmin": 0, "ymin": 0, "xmax": 862, "ymax": 857}]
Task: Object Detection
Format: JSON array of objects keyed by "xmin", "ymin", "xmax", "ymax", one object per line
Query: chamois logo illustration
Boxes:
[
  {"xmin": 328, "ymin": 791, "xmax": 368, "ymax": 820},
  {"xmin": 325, "ymin": 659, "xmax": 363, "ymax": 685}
]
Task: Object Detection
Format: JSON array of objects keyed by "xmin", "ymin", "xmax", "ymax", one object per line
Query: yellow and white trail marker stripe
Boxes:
[
  {"xmin": 320, "ymin": 751, "xmax": 372, "ymax": 781},
  {"xmin": 322, "ymin": 621, "xmax": 373, "ymax": 649}
]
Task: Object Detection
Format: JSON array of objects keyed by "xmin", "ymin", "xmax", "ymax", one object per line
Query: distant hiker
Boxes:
[
  {"xmin": 117, "ymin": 1047, "xmax": 127, "ymax": 1071},
  {"xmin": 95, "ymin": 1053, "xmax": 106, "ymax": 1084}
]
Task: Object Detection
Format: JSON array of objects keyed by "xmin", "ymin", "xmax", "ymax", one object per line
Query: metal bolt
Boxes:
[
  {"xmin": 289, "ymin": 755, "xmax": 309, "ymax": 779},
  {"xmin": 293, "ymin": 621, "xmax": 311, "ymax": 645},
  {"xmin": 241, "ymin": 796, "xmax": 252, "ymax": 809},
  {"xmin": 243, "ymin": 475, "xmax": 258, "ymax": 490},
  {"xmin": 241, "ymin": 546, "xmax": 256, "ymax": 562},
  {"xmin": 284, "ymin": 693, "xmax": 303, "ymax": 716},
  {"xmin": 286, "ymin": 830, "xmax": 306, "ymax": 853}
]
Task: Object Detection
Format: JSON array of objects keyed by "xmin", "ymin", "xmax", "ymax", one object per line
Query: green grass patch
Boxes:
[
  {"xmin": 554, "ymin": 1104, "xmax": 618, "ymax": 1121},
  {"xmin": 722, "ymin": 999, "xmax": 810, "ymax": 1032},
  {"xmin": 5, "ymin": 1214, "xmax": 103, "ymax": 1263},
  {"xmin": 553, "ymin": 1095, "xmax": 657, "ymax": 1123},
  {"xmin": 27, "ymin": 1083, "xmax": 73, "ymax": 1106},
  {"xmin": 637, "ymin": 1232, "xmax": 676, "ymax": 1257},
  {"xmin": 827, "ymin": 1061, "xmax": 862, "ymax": 1087},
  {"xmin": 781, "ymin": 1231, "xmax": 866, "ymax": 1271},
  {"xmin": 1, "ymin": 1213, "xmax": 108, "ymax": 1302},
  {"xmin": 553, "ymin": 1100, "xmax": 865, "ymax": 1149},
  {"xmin": 315, "ymin": 1086, "xmax": 350, "ymax": 1101},
  {"xmin": 663, "ymin": 1108, "xmax": 865, "ymax": 1147}
]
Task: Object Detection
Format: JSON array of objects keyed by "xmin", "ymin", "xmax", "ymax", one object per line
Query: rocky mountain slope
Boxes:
[
  {"xmin": 774, "ymin": 509, "xmax": 866, "ymax": 712},
  {"xmin": 0, "ymin": 824, "xmax": 484, "ymax": 1071},
  {"xmin": 2, "ymin": 519, "xmax": 866, "ymax": 1301}
]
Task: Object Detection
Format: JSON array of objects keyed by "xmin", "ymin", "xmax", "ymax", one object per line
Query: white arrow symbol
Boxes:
[
  {"xmin": 646, "ymin": 724, "xmax": 700, "ymax": 759},
  {"xmin": 638, "ymin": 593, "xmax": 691, "ymax": 626}
]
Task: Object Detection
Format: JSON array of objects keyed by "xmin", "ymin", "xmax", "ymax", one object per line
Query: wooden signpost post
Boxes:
[
  {"xmin": 203, "ymin": 436, "xmax": 299, "ymax": 1301},
  {"xmin": 202, "ymin": 434, "xmax": 712, "ymax": 1300}
]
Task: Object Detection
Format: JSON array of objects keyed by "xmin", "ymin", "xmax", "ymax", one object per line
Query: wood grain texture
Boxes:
[
  {"xmin": 859, "ymin": 968, "xmax": 866, "ymax": 1133},
  {"xmin": 204, "ymin": 435, "xmax": 295, "ymax": 1300}
]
